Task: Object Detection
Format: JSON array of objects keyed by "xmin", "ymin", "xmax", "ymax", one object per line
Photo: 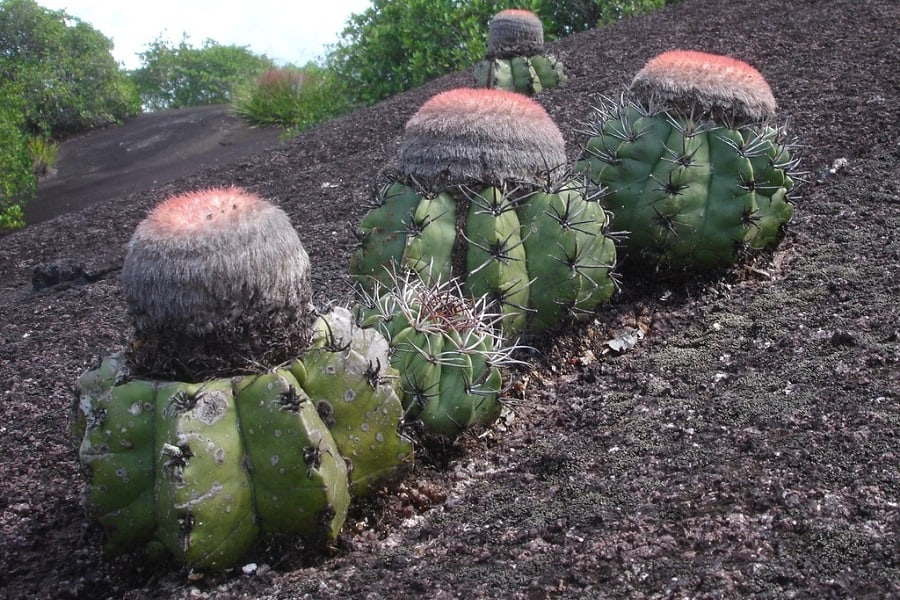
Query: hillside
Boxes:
[{"xmin": 1, "ymin": 0, "xmax": 897, "ymax": 598}]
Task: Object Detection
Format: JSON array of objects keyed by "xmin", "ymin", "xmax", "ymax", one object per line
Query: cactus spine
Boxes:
[
  {"xmin": 576, "ymin": 50, "xmax": 799, "ymax": 272},
  {"xmin": 350, "ymin": 88, "xmax": 617, "ymax": 337},
  {"xmin": 474, "ymin": 9, "xmax": 566, "ymax": 95},
  {"xmin": 356, "ymin": 274, "xmax": 519, "ymax": 438}
]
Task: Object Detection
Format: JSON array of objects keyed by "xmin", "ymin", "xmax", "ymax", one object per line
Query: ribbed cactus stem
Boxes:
[
  {"xmin": 576, "ymin": 50, "xmax": 798, "ymax": 272},
  {"xmin": 487, "ymin": 9, "xmax": 544, "ymax": 58},
  {"xmin": 630, "ymin": 49, "xmax": 777, "ymax": 122},
  {"xmin": 122, "ymin": 187, "xmax": 314, "ymax": 379},
  {"xmin": 397, "ymin": 88, "xmax": 567, "ymax": 188},
  {"xmin": 356, "ymin": 272, "xmax": 521, "ymax": 437}
]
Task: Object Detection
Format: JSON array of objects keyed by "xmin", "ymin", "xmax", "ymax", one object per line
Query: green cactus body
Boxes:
[
  {"xmin": 576, "ymin": 51, "xmax": 798, "ymax": 272},
  {"xmin": 464, "ymin": 187, "xmax": 530, "ymax": 333},
  {"xmin": 353, "ymin": 180, "xmax": 615, "ymax": 336},
  {"xmin": 351, "ymin": 88, "xmax": 616, "ymax": 337},
  {"xmin": 530, "ymin": 55, "xmax": 565, "ymax": 88},
  {"xmin": 474, "ymin": 55, "xmax": 565, "ymax": 95},
  {"xmin": 349, "ymin": 181, "xmax": 422, "ymax": 284},
  {"xmin": 233, "ymin": 371, "xmax": 349, "ymax": 538},
  {"xmin": 153, "ymin": 380, "xmax": 259, "ymax": 569},
  {"xmin": 421, "ymin": 329, "xmax": 503, "ymax": 437},
  {"xmin": 73, "ymin": 308, "xmax": 415, "ymax": 568},
  {"xmin": 404, "ymin": 191, "xmax": 457, "ymax": 284},
  {"xmin": 75, "ymin": 354, "xmax": 157, "ymax": 553},
  {"xmin": 357, "ymin": 275, "xmax": 515, "ymax": 438},
  {"xmin": 293, "ymin": 308, "xmax": 414, "ymax": 496}
]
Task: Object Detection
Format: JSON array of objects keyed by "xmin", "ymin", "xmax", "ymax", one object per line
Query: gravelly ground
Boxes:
[{"xmin": 1, "ymin": 0, "xmax": 897, "ymax": 598}]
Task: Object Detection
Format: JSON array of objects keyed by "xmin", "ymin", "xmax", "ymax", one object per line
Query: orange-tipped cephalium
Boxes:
[
  {"xmin": 123, "ymin": 186, "xmax": 314, "ymax": 378},
  {"xmin": 487, "ymin": 9, "xmax": 544, "ymax": 58},
  {"xmin": 397, "ymin": 87, "xmax": 567, "ymax": 188},
  {"xmin": 631, "ymin": 49, "xmax": 776, "ymax": 122}
]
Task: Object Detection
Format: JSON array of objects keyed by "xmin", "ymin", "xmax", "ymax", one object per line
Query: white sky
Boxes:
[{"xmin": 36, "ymin": 0, "xmax": 372, "ymax": 70}]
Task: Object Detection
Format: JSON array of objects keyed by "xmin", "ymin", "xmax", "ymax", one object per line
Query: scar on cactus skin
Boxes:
[
  {"xmin": 630, "ymin": 49, "xmax": 777, "ymax": 122},
  {"xmin": 397, "ymin": 87, "xmax": 567, "ymax": 188},
  {"xmin": 486, "ymin": 9, "xmax": 545, "ymax": 58},
  {"xmin": 122, "ymin": 186, "xmax": 315, "ymax": 379}
]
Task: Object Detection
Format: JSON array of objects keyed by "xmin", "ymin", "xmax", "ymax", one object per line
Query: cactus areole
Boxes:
[
  {"xmin": 576, "ymin": 50, "xmax": 799, "ymax": 272},
  {"xmin": 474, "ymin": 9, "xmax": 566, "ymax": 96},
  {"xmin": 351, "ymin": 88, "xmax": 617, "ymax": 336},
  {"xmin": 122, "ymin": 187, "xmax": 315, "ymax": 379}
]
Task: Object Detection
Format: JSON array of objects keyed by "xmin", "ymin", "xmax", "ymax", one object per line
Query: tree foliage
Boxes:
[
  {"xmin": 536, "ymin": 0, "xmax": 676, "ymax": 37},
  {"xmin": 0, "ymin": 80, "xmax": 35, "ymax": 229},
  {"xmin": 0, "ymin": 0, "xmax": 141, "ymax": 138},
  {"xmin": 326, "ymin": 0, "xmax": 679, "ymax": 106},
  {"xmin": 130, "ymin": 37, "xmax": 275, "ymax": 111},
  {"xmin": 326, "ymin": 0, "xmax": 508, "ymax": 106}
]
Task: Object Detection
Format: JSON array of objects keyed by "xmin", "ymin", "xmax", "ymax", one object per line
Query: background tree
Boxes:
[
  {"xmin": 535, "ymin": 0, "xmax": 676, "ymax": 37},
  {"xmin": 0, "ymin": 80, "xmax": 35, "ymax": 229},
  {"xmin": 130, "ymin": 36, "xmax": 275, "ymax": 111},
  {"xmin": 0, "ymin": 0, "xmax": 141, "ymax": 138},
  {"xmin": 325, "ymin": 0, "xmax": 680, "ymax": 107},
  {"xmin": 326, "ymin": 0, "xmax": 508, "ymax": 106}
]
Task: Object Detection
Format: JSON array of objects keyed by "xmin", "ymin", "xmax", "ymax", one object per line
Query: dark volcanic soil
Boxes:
[{"xmin": 1, "ymin": 0, "xmax": 898, "ymax": 598}]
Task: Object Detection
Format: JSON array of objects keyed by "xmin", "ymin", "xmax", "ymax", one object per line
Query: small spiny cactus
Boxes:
[
  {"xmin": 576, "ymin": 50, "xmax": 800, "ymax": 273},
  {"xmin": 355, "ymin": 272, "xmax": 520, "ymax": 438},
  {"xmin": 350, "ymin": 88, "xmax": 617, "ymax": 337},
  {"xmin": 474, "ymin": 9, "xmax": 566, "ymax": 96}
]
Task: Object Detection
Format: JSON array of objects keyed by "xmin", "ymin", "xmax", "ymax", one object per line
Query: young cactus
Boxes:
[
  {"xmin": 350, "ymin": 88, "xmax": 617, "ymax": 337},
  {"xmin": 474, "ymin": 9, "xmax": 566, "ymax": 95},
  {"xmin": 355, "ymin": 273, "xmax": 520, "ymax": 438},
  {"xmin": 576, "ymin": 50, "xmax": 800, "ymax": 272},
  {"xmin": 74, "ymin": 188, "xmax": 415, "ymax": 569},
  {"xmin": 122, "ymin": 187, "xmax": 315, "ymax": 379}
]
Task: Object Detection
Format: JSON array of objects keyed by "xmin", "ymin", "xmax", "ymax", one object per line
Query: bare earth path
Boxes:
[
  {"xmin": 25, "ymin": 104, "xmax": 282, "ymax": 225},
  {"xmin": 0, "ymin": 0, "xmax": 898, "ymax": 598}
]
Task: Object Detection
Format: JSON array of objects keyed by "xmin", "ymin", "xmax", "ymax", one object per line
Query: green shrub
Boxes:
[
  {"xmin": 27, "ymin": 136, "xmax": 59, "ymax": 176},
  {"xmin": 0, "ymin": 83, "xmax": 36, "ymax": 231},
  {"xmin": 231, "ymin": 65, "xmax": 351, "ymax": 132},
  {"xmin": 130, "ymin": 36, "xmax": 275, "ymax": 111}
]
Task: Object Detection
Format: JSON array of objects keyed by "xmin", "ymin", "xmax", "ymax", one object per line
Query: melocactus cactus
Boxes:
[
  {"xmin": 73, "ymin": 306, "xmax": 413, "ymax": 569},
  {"xmin": 474, "ymin": 9, "xmax": 566, "ymax": 95},
  {"xmin": 74, "ymin": 187, "xmax": 415, "ymax": 569},
  {"xmin": 350, "ymin": 88, "xmax": 617, "ymax": 336},
  {"xmin": 356, "ymin": 273, "xmax": 518, "ymax": 438},
  {"xmin": 122, "ymin": 187, "xmax": 315, "ymax": 379},
  {"xmin": 576, "ymin": 50, "xmax": 800, "ymax": 272}
]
